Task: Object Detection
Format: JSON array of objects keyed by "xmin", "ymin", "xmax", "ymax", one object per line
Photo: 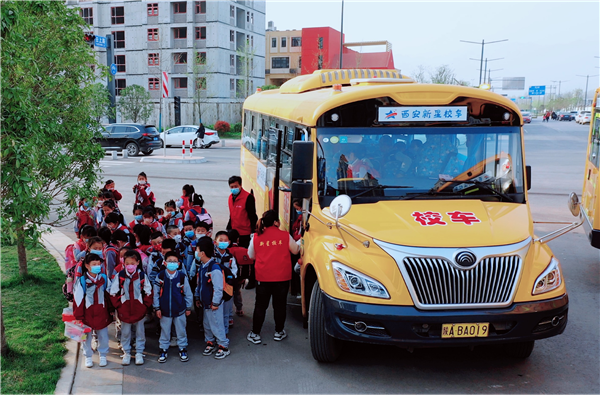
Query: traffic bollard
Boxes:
[
  {"xmin": 190, "ymin": 140, "xmax": 193, "ymax": 157},
  {"xmin": 111, "ymin": 151, "xmax": 118, "ymax": 160},
  {"xmin": 182, "ymin": 140, "xmax": 185, "ymax": 159}
]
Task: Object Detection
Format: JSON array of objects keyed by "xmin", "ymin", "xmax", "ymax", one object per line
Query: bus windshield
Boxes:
[{"xmin": 316, "ymin": 126, "xmax": 525, "ymax": 205}]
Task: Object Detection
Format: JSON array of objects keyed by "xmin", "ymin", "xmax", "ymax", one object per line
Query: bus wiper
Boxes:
[
  {"xmin": 464, "ymin": 180, "xmax": 515, "ymax": 202},
  {"xmin": 350, "ymin": 185, "xmax": 413, "ymax": 199}
]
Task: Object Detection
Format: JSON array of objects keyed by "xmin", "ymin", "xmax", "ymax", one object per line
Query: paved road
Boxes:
[{"xmin": 70, "ymin": 121, "xmax": 600, "ymax": 393}]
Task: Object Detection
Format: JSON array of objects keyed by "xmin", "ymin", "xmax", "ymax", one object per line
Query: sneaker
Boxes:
[
  {"xmin": 85, "ymin": 357, "xmax": 93, "ymax": 368},
  {"xmin": 121, "ymin": 353, "xmax": 131, "ymax": 366},
  {"xmin": 236, "ymin": 310, "xmax": 244, "ymax": 317},
  {"xmin": 274, "ymin": 330, "xmax": 287, "ymax": 341},
  {"xmin": 135, "ymin": 353, "xmax": 144, "ymax": 365},
  {"xmin": 214, "ymin": 345, "xmax": 230, "ymax": 360},
  {"xmin": 229, "ymin": 318, "xmax": 234, "ymax": 327},
  {"xmin": 99, "ymin": 356, "xmax": 108, "ymax": 367},
  {"xmin": 158, "ymin": 349, "xmax": 168, "ymax": 363},
  {"xmin": 179, "ymin": 348, "xmax": 189, "ymax": 362},
  {"xmin": 169, "ymin": 337, "xmax": 178, "ymax": 347},
  {"xmin": 247, "ymin": 331, "xmax": 261, "ymax": 344},
  {"xmin": 202, "ymin": 341, "xmax": 216, "ymax": 356}
]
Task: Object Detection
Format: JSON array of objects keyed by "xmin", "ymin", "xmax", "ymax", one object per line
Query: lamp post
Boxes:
[
  {"xmin": 461, "ymin": 39, "xmax": 508, "ymax": 86},
  {"xmin": 551, "ymin": 80, "xmax": 568, "ymax": 97}
]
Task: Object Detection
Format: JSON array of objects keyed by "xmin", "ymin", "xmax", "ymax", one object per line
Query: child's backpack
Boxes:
[
  {"xmin": 62, "ymin": 265, "xmax": 77, "ymax": 302},
  {"xmin": 65, "ymin": 244, "xmax": 77, "ymax": 271},
  {"xmin": 188, "ymin": 208, "xmax": 213, "ymax": 227},
  {"xmin": 208, "ymin": 262, "xmax": 234, "ymax": 302}
]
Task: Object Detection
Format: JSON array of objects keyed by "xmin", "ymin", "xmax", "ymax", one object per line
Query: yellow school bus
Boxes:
[
  {"xmin": 241, "ymin": 69, "xmax": 582, "ymax": 361},
  {"xmin": 581, "ymin": 87, "xmax": 600, "ymax": 248}
]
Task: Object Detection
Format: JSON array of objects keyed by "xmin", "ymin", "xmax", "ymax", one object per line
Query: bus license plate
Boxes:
[{"xmin": 441, "ymin": 323, "xmax": 489, "ymax": 338}]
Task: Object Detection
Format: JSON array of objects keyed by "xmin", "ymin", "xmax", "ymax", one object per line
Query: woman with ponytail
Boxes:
[{"xmin": 246, "ymin": 210, "xmax": 301, "ymax": 345}]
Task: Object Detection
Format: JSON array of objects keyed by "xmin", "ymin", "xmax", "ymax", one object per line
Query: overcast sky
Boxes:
[{"xmin": 265, "ymin": 0, "xmax": 600, "ymax": 97}]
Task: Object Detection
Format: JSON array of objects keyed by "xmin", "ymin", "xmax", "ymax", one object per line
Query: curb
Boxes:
[
  {"xmin": 140, "ymin": 156, "xmax": 207, "ymax": 164},
  {"xmin": 39, "ymin": 227, "xmax": 85, "ymax": 395}
]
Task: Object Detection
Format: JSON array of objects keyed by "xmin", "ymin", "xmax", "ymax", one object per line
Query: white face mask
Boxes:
[
  {"xmin": 138, "ymin": 180, "xmax": 147, "ymax": 185},
  {"xmin": 173, "ymin": 235, "xmax": 182, "ymax": 243},
  {"xmin": 196, "ymin": 233, "xmax": 206, "ymax": 238}
]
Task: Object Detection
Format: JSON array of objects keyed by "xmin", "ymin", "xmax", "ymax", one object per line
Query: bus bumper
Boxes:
[{"xmin": 322, "ymin": 291, "xmax": 568, "ymax": 347}]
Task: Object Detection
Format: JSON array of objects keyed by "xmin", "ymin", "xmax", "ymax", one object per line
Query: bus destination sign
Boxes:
[{"xmin": 378, "ymin": 106, "xmax": 468, "ymax": 122}]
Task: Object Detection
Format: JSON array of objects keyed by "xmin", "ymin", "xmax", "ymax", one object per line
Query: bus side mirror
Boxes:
[
  {"xmin": 291, "ymin": 181, "xmax": 313, "ymax": 199},
  {"xmin": 526, "ymin": 165, "xmax": 531, "ymax": 191},
  {"xmin": 292, "ymin": 141, "xmax": 314, "ymax": 181}
]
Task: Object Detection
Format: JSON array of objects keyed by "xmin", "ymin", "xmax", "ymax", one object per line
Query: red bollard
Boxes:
[
  {"xmin": 190, "ymin": 140, "xmax": 193, "ymax": 157},
  {"xmin": 182, "ymin": 140, "xmax": 185, "ymax": 159}
]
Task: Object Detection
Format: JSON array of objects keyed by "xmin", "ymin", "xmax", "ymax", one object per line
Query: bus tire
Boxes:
[
  {"xmin": 504, "ymin": 341, "xmax": 535, "ymax": 358},
  {"xmin": 309, "ymin": 282, "xmax": 342, "ymax": 362}
]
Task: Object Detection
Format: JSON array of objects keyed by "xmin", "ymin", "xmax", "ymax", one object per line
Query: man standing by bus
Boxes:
[{"xmin": 226, "ymin": 176, "xmax": 258, "ymax": 249}]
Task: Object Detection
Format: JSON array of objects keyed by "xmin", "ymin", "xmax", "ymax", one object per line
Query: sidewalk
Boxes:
[{"xmin": 42, "ymin": 227, "xmax": 124, "ymax": 395}]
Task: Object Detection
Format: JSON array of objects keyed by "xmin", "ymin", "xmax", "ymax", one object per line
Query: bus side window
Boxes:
[{"xmin": 590, "ymin": 118, "xmax": 600, "ymax": 168}]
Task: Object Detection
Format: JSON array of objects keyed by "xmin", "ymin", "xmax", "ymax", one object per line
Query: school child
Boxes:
[
  {"xmin": 105, "ymin": 212, "xmax": 130, "ymax": 235},
  {"xmin": 227, "ymin": 229, "xmax": 254, "ymax": 317},
  {"xmin": 213, "ymin": 231, "xmax": 238, "ymax": 333},
  {"xmin": 142, "ymin": 207, "xmax": 166, "ymax": 236},
  {"xmin": 109, "ymin": 250, "xmax": 153, "ymax": 366},
  {"xmin": 194, "ymin": 237, "xmax": 230, "ymax": 359},
  {"xmin": 132, "ymin": 224, "xmax": 152, "ymax": 254},
  {"xmin": 73, "ymin": 253, "xmax": 112, "ymax": 368},
  {"xmin": 74, "ymin": 225, "xmax": 98, "ymax": 262},
  {"xmin": 164, "ymin": 200, "xmax": 184, "ymax": 230},
  {"xmin": 153, "ymin": 251, "xmax": 193, "ymax": 363},
  {"xmin": 94, "ymin": 192, "xmax": 105, "ymax": 228},
  {"xmin": 75, "ymin": 198, "xmax": 96, "ymax": 236},
  {"xmin": 188, "ymin": 222, "xmax": 212, "ymax": 279},
  {"xmin": 165, "ymin": 225, "xmax": 185, "ymax": 257},
  {"xmin": 146, "ymin": 232, "xmax": 165, "ymax": 284},
  {"xmin": 156, "ymin": 207, "xmax": 165, "ymax": 224},
  {"xmin": 104, "ymin": 179, "xmax": 123, "ymax": 206},
  {"xmin": 133, "ymin": 172, "xmax": 155, "ymax": 208},
  {"xmin": 98, "ymin": 227, "xmax": 112, "ymax": 246},
  {"xmin": 184, "ymin": 193, "xmax": 213, "ymax": 227},
  {"xmin": 129, "ymin": 204, "xmax": 144, "ymax": 230},
  {"xmin": 176, "ymin": 184, "xmax": 195, "ymax": 215},
  {"xmin": 105, "ymin": 229, "xmax": 129, "ymax": 279}
]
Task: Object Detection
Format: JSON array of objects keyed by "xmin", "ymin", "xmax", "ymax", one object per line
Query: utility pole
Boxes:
[
  {"xmin": 106, "ymin": 34, "xmax": 116, "ymax": 124},
  {"xmin": 339, "ymin": 0, "xmax": 344, "ymax": 69},
  {"xmin": 551, "ymin": 80, "xmax": 568, "ymax": 97},
  {"xmin": 488, "ymin": 68, "xmax": 502, "ymax": 85},
  {"xmin": 461, "ymin": 39, "xmax": 508, "ymax": 86},
  {"xmin": 576, "ymin": 74, "xmax": 599, "ymax": 109},
  {"xmin": 471, "ymin": 57, "xmax": 503, "ymax": 84}
]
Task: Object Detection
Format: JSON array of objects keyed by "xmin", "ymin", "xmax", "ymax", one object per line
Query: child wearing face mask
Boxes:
[
  {"xmin": 165, "ymin": 225, "xmax": 184, "ymax": 256},
  {"xmin": 213, "ymin": 231, "xmax": 237, "ymax": 333},
  {"xmin": 142, "ymin": 208, "xmax": 166, "ymax": 236},
  {"xmin": 146, "ymin": 232, "xmax": 165, "ymax": 283},
  {"xmin": 73, "ymin": 253, "xmax": 112, "ymax": 368},
  {"xmin": 177, "ymin": 184, "xmax": 195, "ymax": 216},
  {"xmin": 188, "ymin": 222, "xmax": 212, "ymax": 279},
  {"xmin": 129, "ymin": 204, "xmax": 144, "ymax": 230},
  {"xmin": 104, "ymin": 180, "xmax": 122, "ymax": 206},
  {"xmin": 75, "ymin": 225, "xmax": 98, "ymax": 262},
  {"xmin": 164, "ymin": 200, "xmax": 184, "ymax": 230},
  {"xmin": 184, "ymin": 193, "xmax": 213, "ymax": 227},
  {"xmin": 75, "ymin": 198, "xmax": 96, "ymax": 236},
  {"xmin": 109, "ymin": 250, "xmax": 153, "ymax": 366},
  {"xmin": 133, "ymin": 172, "xmax": 155, "ymax": 209},
  {"xmin": 153, "ymin": 252, "xmax": 193, "ymax": 363},
  {"xmin": 105, "ymin": 229, "xmax": 130, "ymax": 279}
]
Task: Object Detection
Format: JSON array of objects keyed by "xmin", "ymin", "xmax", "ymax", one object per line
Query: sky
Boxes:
[{"xmin": 265, "ymin": 0, "xmax": 600, "ymax": 98}]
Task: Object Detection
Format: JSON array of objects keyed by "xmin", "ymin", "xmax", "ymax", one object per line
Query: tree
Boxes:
[
  {"xmin": 190, "ymin": 50, "xmax": 212, "ymax": 124},
  {"xmin": 89, "ymin": 83, "xmax": 115, "ymax": 123},
  {"xmin": 412, "ymin": 65, "xmax": 429, "ymax": 83},
  {"xmin": 259, "ymin": 84, "xmax": 279, "ymax": 91},
  {"xmin": 118, "ymin": 84, "xmax": 153, "ymax": 123},
  {"xmin": 236, "ymin": 40, "xmax": 256, "ymax": 99},
  {"xmin": 429, "ymin": 64, "xmax": 456, "ymax": 84},
  {"xmin": 1, "ymin": 1, "xmax": 104, "ymax": 276}
]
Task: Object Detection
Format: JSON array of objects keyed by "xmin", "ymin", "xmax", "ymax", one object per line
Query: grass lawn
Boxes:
[
  {"xmin": 220, "ymin": 131, "xmax": 241, "ymax": 140},
  {"xmin": 1, "ymin": 245, "xmax": 68, "ymax": 394}
]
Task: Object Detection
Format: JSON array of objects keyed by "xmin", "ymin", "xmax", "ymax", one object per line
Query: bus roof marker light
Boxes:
[
  {"xmin": 332, "ymin": 84, "xmax": 343, "ymax": 94},
  {"xmin": 255, "ymin": 88, "xmax": 262, "ymax": 94},
  {"xmin": 331, "ymin": 113, "xmax": 339, "ymax": 121}
]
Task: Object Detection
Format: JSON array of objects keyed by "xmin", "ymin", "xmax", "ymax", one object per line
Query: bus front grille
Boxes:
[{"xmin": 402, "ymin": 255, "xmax": 521, "ymax": 307}]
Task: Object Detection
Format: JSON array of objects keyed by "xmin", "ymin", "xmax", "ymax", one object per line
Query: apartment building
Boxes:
[
  {"xmin": 266, "ymin": 24, "xmax": 395, "ymax": 86},
  {"xmin": 71, "ymin": 0, "xmax": 266, "ymax": 125}
]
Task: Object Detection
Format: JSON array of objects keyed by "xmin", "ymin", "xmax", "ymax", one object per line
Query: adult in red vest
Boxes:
[
  {"xmin": 246, "ymin": 210, "xmax": 300, "ymax": 344},
  {"xmin": 226, "ymin": 176, "xmax": 258, "ymax": 248}
]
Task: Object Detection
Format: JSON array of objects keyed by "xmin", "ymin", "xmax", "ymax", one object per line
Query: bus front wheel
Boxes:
[{"xmin": 309, "ymin": 282, "xmax": 342, "ymax": 362}]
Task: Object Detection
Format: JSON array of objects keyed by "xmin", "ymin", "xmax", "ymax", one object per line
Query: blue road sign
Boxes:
[
  {"xmin": 510, "ymin": 98, "xmax": 516, "ymax": 102},
  {"xmin": 94, "ymin": 36, "xmax": 107, "ymax": 48},
  {"xmin": 110, "ymin": 64, "xmax": 117, "ymax": 75},
  {"xmin": 528, "ymin": 85, "xmax": 546, "ymax": 96}
]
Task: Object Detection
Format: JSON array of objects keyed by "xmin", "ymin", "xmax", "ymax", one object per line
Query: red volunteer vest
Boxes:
[
  {"xmin": 253, "ymin": 227, "xmax": 291, "ymax": 282},
  {"xmin": 228, "ymin": 189, "xmax": 252, "ymax": 235}
]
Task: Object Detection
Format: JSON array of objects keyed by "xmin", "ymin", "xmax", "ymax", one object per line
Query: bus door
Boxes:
[{"xmin": 582, "ymin": 88, "xmax": 600, "ymax": 247}]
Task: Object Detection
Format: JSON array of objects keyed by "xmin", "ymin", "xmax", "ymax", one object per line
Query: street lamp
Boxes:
[
  {"xmin": 551, "ymin": 80, "xmax": 568, "ymax": 97},
  {"xmin": 576, "ymin": 74, "xmax": 599, "ymax": 109},
  {"xmin": 460, "ymin": 39, "xmax": 508, "ymax": 86},
  {"xmin": 487, "ymin": 68, "xmax": 503, "ymax": 85},
  {"xmin": 470, "ymin": 57, "xmax": 503, "ymax": 84}
]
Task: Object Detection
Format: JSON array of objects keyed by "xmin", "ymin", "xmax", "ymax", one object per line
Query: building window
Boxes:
[
  {"xmin": 147, "ymin": 3, "xmax": 158, "ymax": 16},
  {"xmin": 174, "ymin": 52, "xmax": 187, "ymax": 64},
  {"xmin": 148, "ymin": 78, "xmax": 160, "ymax": 90},
  {"xmin": 318, "ymin": 37, "xmax": 323, "ymax": 49},
  {"xmin": 230, "ymin": 79, "xmax": 235, "ymax": 90},
  {"xmin": 115, "ymin": 79, "xmax": 126, "ymax": 96},
  {"xmin": 173, "ymin": 27, "xmax": 187, "ymax": 39},
  {"xmin": 272, "ymin": 57, "xmax": 289, "ymax": 69},
  {"xmin": 195, "ymin": 26, "xmax": 206, "ymax": 40},
  {"xmin": 246, "ymin": 11, "xmax": 250, "ymax": 22},
  {"xmin": 292, "ymin": 37, "xmax": 301, "ymax": 47},
  {"xmin": 173, "ymin": 2, "xmax": 186, "ymax": 14},
  {"xmin": 230, "ymin": 5, "xmax": 235, "ymax": 17},
  {"xmin": 112, "ymin": 31, "xmax": 125, "ymax": 48},
  {"xmin": 250, "ymin": 13, "xmax": 254, "ymax": 24},
  {"xmin": 281, "ymin": 37, "xmax": 287, "ymax": 48},
  {"xmin": 147, "ymin": 28, "xmax": 159, "ymax": 41},
  {"xmin": 174, "ymin": 77, "xmax": 188, "ymax": 89},
  {"xmin": 298, "ymin": 56, "xmax": 301, "ymax": 70},
  {"xmin": 196, "ymin": 77, "xmax": 206, "ymax": 90},
  {"xmin": 250, "ymin": 36, "xmax": 253, "ymax": 47},
  {"xmin": 196, "ymin": 52, "xmax": 206, "ymax": 64},
  {"xmin": 195, "ymin": 1, "xmax": 206, "ymax": 14},
  {"xmin": 318, "ymin": 54, "xmax": 323, "ymax": 69},
  {"xmin": 148, "ymin": 53, "xmax": 159, "ymax": 66},
  {"xmin": 271, "ymin": 37, "xmax": 276, "ymax": 48},
  {"xmin": 114, "ymin": 55, "xmax": 126, "ymax": 72},
  {"xmin": 230, "ymin": 54, "xmax": 235, "ymax": 67},
  {"xmin": 80, "ymin": 8, "xmax": 93, "ymax": 25},
  {"xmin": 230, "ymin": 30, "xmax": 235, "ymax": 42},
  {"xmin": 111, "ymin": 6, "xmax": 124, "ymax": 24}
]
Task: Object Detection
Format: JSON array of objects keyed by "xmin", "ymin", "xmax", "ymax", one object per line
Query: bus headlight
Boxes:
[
  {"xmin": 332, "ymin": 261, "xmax": 390, "ymax": 299},
  {"xmin": 532, "ymin": 257, "xmax": 562, "ymax": 295}
]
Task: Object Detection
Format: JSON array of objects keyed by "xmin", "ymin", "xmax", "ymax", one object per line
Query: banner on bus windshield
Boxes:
[{"xmin": 378, "ymin": 106, "xmax": 468, "ymax": 122}]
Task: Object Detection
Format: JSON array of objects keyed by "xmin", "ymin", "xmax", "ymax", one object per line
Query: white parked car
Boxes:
[
  {"xmin": 581, "ymin": 112, "xmax": 592, "ymax": 124},
  {"xmin": 577, "ymin": 111, "xmax": 591, "ymax": 124},
  {"xmin": 160, "ymin": 125, "xmax": 220, "ymax": 148}
]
